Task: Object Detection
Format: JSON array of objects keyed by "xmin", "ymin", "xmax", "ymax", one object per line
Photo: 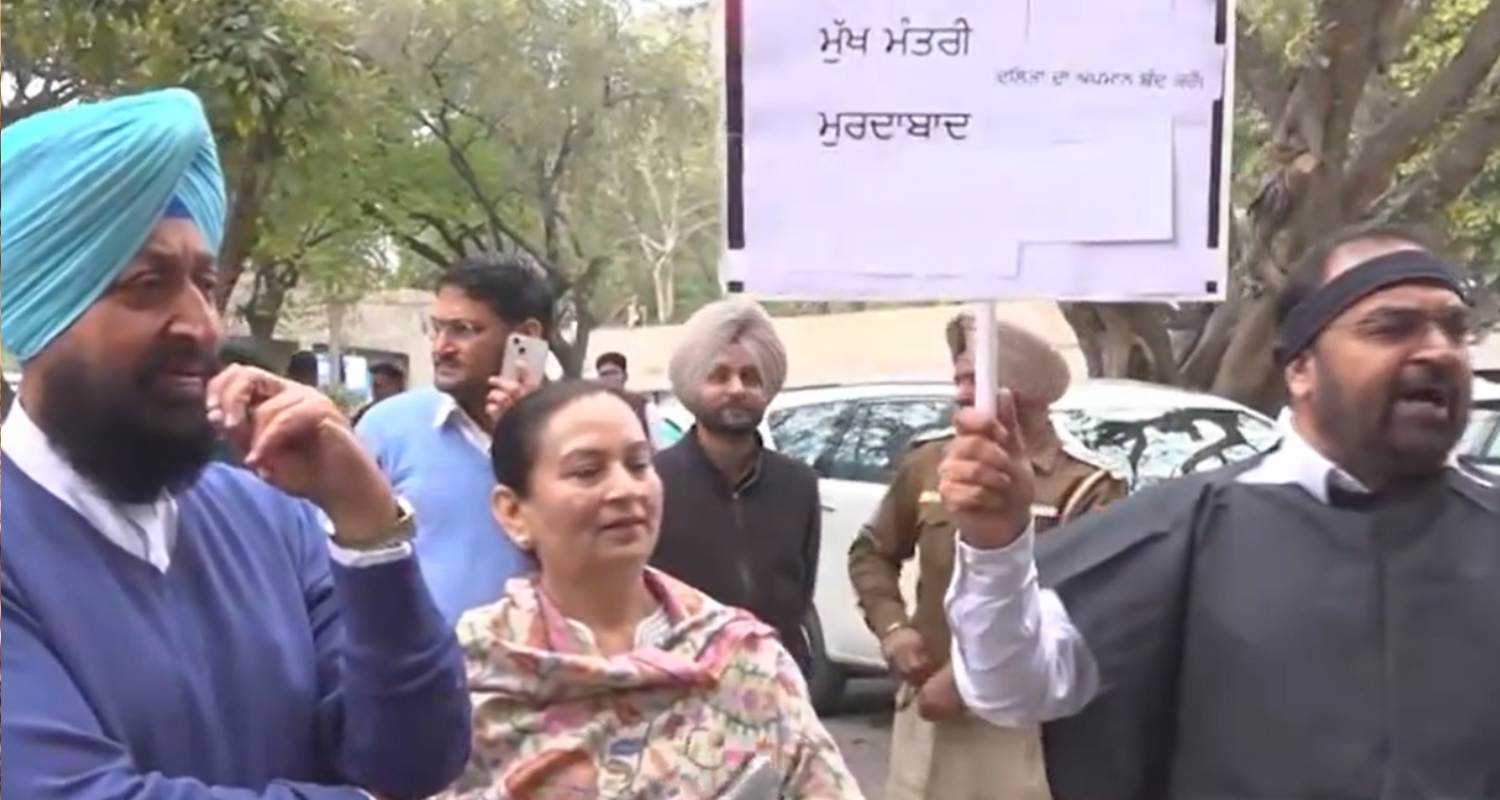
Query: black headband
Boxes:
[{"xmin": 1274, "ymin": 249, "xmax": 1468, "ymax": 367}]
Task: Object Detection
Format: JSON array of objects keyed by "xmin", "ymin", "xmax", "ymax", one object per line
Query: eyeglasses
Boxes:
[
  {"xmin": 1334, "ymin": 307, "xmax": 1485, "ymax": 347},
  {"xmin": 425, "ymin": 317, "xmax": 487, "ymax": 343}
]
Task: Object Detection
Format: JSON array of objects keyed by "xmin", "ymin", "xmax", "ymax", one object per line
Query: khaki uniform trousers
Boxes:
[{"xmin": 885, "ymin": 688, "xmax": 1053, "ymax": 800}]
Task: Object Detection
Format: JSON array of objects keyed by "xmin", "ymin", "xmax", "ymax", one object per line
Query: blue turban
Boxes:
[{"xmin": 2, "ymin": 89, "xmax": 227, "ymax": 362}]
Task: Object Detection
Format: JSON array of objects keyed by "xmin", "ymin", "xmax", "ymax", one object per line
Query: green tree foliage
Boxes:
[{"xmin": 355, "ymin": 0, "xmax": 721, "ymax": 374}]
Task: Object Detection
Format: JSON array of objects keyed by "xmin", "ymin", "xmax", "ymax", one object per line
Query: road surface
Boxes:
[{"xmin": 822, "ymin": 678, "xmax": 898, "ymax": 799}]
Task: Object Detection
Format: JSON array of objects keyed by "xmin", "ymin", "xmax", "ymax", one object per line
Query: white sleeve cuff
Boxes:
[
  {"xmin": 952, "ymin": 524, "xmax": 1036, "ymax": 595},
  {"xmin": 327, "ymin": 539, "xmax": 414, "ymax": 568},
  {"xmin": 317, "ymin": 499, "xmax": 416, "ymax": 569}
]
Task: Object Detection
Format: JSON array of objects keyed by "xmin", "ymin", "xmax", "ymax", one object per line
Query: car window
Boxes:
[
  {"xmin": 1054, "ymin": 407, "xmax": 1281, "ymax": 489},
  {"xmin": 825, "ymin": 398, "xmax": 955, "ymax": 484},
  {"xmin": 656, "ymin": 416, "xmax": 686, "ymax": 448},
  {"xmin": 768, "ymin": 401, "xmax": 854, "ymax": 471},
  {"xmin": 1460, "ymin": 409, "xmax": 1500, "ymax": 461}
]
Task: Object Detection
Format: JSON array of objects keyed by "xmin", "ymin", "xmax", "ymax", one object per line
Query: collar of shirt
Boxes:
[
  {"xmin": 433, "ymin": 390, "xmax": 492, "ymax": 455},
  {"xmin": 1, "ymin": 402, "xmax": 178, "ymax": 572},
  {"xmin": 1237, "ymin": 415, "xmax": 1461, "ymax": 504}
]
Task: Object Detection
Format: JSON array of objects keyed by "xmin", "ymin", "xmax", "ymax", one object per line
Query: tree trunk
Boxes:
[
  {"xmin": 652, "ymin": 257, "xmax": 677, "ymax": 324},
  {"xmin": 242, "ymin": 259, "xmax": 300, "ymax": 344},
  {"xmin": 215, "ymin": 159, "xmax": 270, "ymax": 313},
  {"xmin": 1060, "ymin": 303, "xmax": 1107, "ymax": 378},
  {"xmin": 550, "ymin": 305, "xmax": 594, "ymax": 379},
  {"xmin": 327, "ymin": 301, "xmax": 348, "ymax": 392},
  {"xmin": 1177, "ymin": 293, "xmax": 1243, "ymax": 391},
  {"xmin": 1061, "ymin": 302, "xmax": 1179, "ymax": 383},
  {"xmin": 1209, "ymin": 294, "xmax": 1284, "ymax": 414},
  {"xmin": 245, "ymin": 305, "xmax": 281, "ymax": 342}
]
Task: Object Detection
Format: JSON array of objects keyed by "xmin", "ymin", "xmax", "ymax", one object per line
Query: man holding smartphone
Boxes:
[{"xmin": 357, "ymin": 255, "xmax": 554, "ymax": 623}]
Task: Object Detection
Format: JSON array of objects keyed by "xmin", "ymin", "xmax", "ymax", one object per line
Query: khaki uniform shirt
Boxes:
[{"xmin": 848, "ymin": 432, "xmax": 1127, "ymax": 664}]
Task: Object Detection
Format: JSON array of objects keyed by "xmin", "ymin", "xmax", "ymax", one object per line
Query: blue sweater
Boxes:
[
  {"xmin": 356, "ymin": 387, "xmax": 531, "ymax": 623},
  {"xmin": 0, "ymin": 458, "xmax": 471, "ymax": 799}
]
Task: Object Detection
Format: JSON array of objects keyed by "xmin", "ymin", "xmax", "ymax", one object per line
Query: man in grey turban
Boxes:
[{"xmin": 650, "ymin": 298, "xmax": 822, "ymax": 675}]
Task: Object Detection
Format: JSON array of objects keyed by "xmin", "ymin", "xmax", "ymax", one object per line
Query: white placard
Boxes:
[{"xmin": 724, "ymin": 0, "xmax": 1234, "ymax": 301}]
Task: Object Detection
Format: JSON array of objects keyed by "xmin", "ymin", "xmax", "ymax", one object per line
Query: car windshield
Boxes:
[{"xmin": 1055, "ymin": 406, "xmax": 1282, "ymax": 489}]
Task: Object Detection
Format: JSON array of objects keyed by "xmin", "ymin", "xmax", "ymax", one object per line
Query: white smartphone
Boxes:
[{"xmin": 501, "ymin": 333, "xmax": 548, "ymax": 382}]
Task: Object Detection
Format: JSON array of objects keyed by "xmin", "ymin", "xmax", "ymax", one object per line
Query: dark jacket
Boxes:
[
  {"xmin": 1035, "ymin": 459, "xmax": 1500, "ymax": 799},
  {"xmin": 650, "ymin": 429, "xmax": 821, "ymax": 672}
]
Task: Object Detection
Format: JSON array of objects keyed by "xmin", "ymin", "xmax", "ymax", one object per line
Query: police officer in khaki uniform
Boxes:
[{"xmin": 848, "ymin": 313, "xmax": 1126, "ymax": 800}]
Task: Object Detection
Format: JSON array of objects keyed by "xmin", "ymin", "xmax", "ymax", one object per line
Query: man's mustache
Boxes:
[
  {"xmin": 138, "ymin": 345, "xmax": 220, "ymax": 385},
  {"xmin": 1390, "ymin": 365, "xmax": 1463, "ymax": 401}
]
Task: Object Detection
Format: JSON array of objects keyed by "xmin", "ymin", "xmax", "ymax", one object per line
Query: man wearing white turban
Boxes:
[
  {"xmin": 1, "ymin": 89, "xmax": 469, "ymax": 799},
  {"xmin": 650, "ymin": 298, "xmax": 822, "ymax": 675}
]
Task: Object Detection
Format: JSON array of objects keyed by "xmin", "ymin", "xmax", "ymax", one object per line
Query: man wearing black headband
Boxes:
[{"xmin": 933, "ymin": 222, "xmax": 1498, "ymax": 799}]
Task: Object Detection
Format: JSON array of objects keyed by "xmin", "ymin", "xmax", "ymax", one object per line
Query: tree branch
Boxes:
[
  {"xmin": 1304, "ymin": 0, "xmax": 1407, "ymax": 167},
  {"xmin": 409, "ymin": 210, "xmax": 475, "ymax": 260},
  {"xmin": 360, "ymin": 201, "xmax": 453, "ymax": 269},
  {"xmin": 1380, "ymin": 81, "xmax": 1500, "ymax": 221},
  {"xmin": 1345, "ymin": 0, "xmax": 1500, "ymax": 214},
  {"xmin": 417, "ymin": 105, "xmax": 556, "ymax": 275},
  {"xmin": 1236, "ymin": 20, "xmax": 1294, "ymax": 121},
  {"xmin": 297, "ymin": 210, "xmax": 347, "ymax": 253},
  {"xmin": 1376, "ymin": 0, "xmax": 1440, "ymax": 70}
]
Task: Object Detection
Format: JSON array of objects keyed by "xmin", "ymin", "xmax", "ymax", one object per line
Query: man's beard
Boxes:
[
  {"xmin": 35, "ymin": 350, "xmax": 219, "ymax": 504},
  {"xmin": 1313, "ymin": 359, "xmax": 1469, "ymax": 484},
  {"xmin": 695, "ymin": 401, "xmax": 766, "ymax": 435}
]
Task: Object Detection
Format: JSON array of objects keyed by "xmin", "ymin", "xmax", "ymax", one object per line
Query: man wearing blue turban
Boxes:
[{"xmin": 1, "ymin": 90, "xmax": 471, "ymax": 798}]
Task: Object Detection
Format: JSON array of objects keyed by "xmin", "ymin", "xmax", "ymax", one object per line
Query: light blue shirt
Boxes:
[{"xmin": 357, "ymin": 386, "xmax": 532, "ymax": 623}]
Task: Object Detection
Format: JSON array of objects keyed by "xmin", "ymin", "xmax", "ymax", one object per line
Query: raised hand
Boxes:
[
  {"xmin": 483, "ymin": 361, "xmax": 541, "ymax": 432},
  {"xmin": 207, "ymin": 365, "xmax": 399, "ymax": 544},
  {"xmin": 937, "ymin": 388, "xmax": 1036, "ymax": 550}
]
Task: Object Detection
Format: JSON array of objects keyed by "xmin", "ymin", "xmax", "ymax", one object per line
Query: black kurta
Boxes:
[
  {"xmin": 1034, "ymin": 458, "xmax": 1500, "ymax": 799},
  {"xmin": 650, "ymin": 430, "xmax": 822, "ymax": 671}
]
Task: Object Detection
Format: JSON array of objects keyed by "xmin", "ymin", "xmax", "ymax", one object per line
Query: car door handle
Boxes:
[{"xmin": 821, "ymin": 503, "xmax": 836, "ymax": 513}]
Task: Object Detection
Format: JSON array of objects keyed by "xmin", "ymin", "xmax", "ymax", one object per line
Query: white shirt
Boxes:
[
  {"xmin": 2, "ymin": 404, "xmax": 179, "ymax": 573},
  {"xmin": 1, "ymin": 402, "xmax": 409, "ymax": 571},
  {"xmin": 433, "ymin": 391, "xmax": 492, "ymax": 455},
  {"xmin": 943, "ymin": 419, "xmax": 1475, "ymax": 728}
]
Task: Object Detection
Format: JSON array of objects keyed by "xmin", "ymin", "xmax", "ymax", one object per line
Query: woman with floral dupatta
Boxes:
[{"xmin": 437, "ymin": 381, "xmax": 863, "ymax": 800}]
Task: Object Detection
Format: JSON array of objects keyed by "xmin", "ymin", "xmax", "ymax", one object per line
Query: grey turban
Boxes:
[
  {"xmin": 670, "ymin": 298, "xmax": 789, "ymax": 408},
  {"xmin": 946, "ymin": 312, "xmax": 1071, "ymax": 405}
]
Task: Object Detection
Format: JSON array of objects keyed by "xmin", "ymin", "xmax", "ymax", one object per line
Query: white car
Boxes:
[
  {"xmin": 660, "ymin": 380, "xmax": 1281, "ymax": 709},
  {"xmin": 1459, "ymin": 378, "xmax": 1500, "ymax": 476}
]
